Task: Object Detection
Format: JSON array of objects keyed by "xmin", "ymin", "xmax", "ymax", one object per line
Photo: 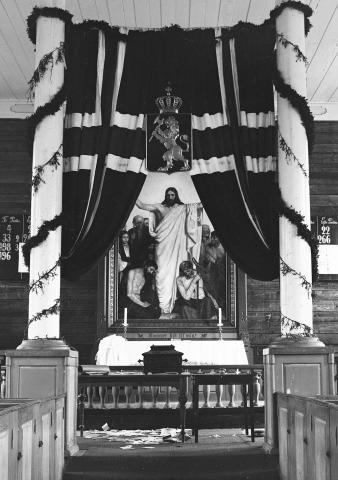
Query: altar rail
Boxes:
[
  {"xmin": 277, "ymin": 393, "xmax": 338, "ymax": 480},
  {"xmin": 78, "ymin": 373, "xmax": 189, "ymax": 438},
  {"xmin": 0, "ymin": 395, "xmax": 65, "ymax": 480},
  {"xmin": 78, "ymin": 364, "xmax": 264, "ymax": 411}
]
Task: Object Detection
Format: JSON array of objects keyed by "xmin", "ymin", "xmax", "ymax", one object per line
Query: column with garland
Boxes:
[
  {"xmin": 27, "ymin": 0, "xmax": 65, "ymax": 341},
  {"xmin": 263, "ymin": 0, "xmax": 335, "ymax": 454},
  {"xmin": 3, "ymin": 0, "xmax": 80, "ymax": 457},
  {"xmin": 276, "ymin": 0, "xmax": 315, "ymax": 339}
]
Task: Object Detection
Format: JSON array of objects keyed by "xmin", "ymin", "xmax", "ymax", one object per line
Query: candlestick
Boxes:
[
  {"xmin": 123, "ymin": 307, "xmax": 128, "ymax": 326},
  {"xmin": 218, "ymin": 308, "xmax": 223, "ymax": 326}
]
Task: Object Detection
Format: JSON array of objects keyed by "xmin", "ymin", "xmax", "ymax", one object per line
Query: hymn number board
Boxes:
[
  {"xmin": 311, "ymin": 216, "xmax": 338, "ymax": 245},
  {"xmin": 0, "ymin": 214, "xmax": 30, "ymax": 280}
]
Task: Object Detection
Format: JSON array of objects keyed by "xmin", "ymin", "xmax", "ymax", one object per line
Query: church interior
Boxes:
[{"xmin": 0, "ymin": 1, "xmax": 338, "ymax": 479}]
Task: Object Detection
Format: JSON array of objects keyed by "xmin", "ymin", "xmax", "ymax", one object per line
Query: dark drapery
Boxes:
[
  {"xmin": 62, "ymin": 23, "xmax": 278, "ymax": 281},
  {"xmin": 62, "ymin": 27, "xmax": 145, "ymax": 279},
  {"xmin": 193, "ymin": 23, "xmax": 278, "ymax": 280}
]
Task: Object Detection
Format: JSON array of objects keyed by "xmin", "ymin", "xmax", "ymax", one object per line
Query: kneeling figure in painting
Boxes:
[{"xmin": 126, "ymin": 260, "xmax": 161, "ymax": 319}]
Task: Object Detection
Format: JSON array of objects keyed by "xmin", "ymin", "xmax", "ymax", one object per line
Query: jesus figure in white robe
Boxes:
[{"xmin": 136, "ymin": 187, "xmax": 202, "ymax": 316}]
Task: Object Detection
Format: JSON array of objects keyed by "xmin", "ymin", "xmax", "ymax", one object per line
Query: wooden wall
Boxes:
[
  {"xmin": 0, "ymin": 120, "xmax": 30, "ymax": 349},
  {"xmin": 0, "ymin": 119, "xmax": 337, "ymax": 362},
  {"xmin": 310, "ymin": 121, "xmax": 338, "ymax": 345}
]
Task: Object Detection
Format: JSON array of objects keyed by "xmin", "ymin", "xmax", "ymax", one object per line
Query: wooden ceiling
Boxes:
[{"xmin": 0, "ymin": 0, "xmax": 337, "ymax": 118}]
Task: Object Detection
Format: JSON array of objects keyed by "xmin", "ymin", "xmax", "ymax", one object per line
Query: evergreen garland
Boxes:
[
  {"xmin": 278, "ymin": 129, "xmax": 308, "ymax": 177},
  {"xmin": 276, "ymin": 33, "xmax": 307, "ymax": 64},
  {"xmin": 26, "ymin": 80, "xmax": 68, "ymax": 150},
  {"xmin": 32, "ymin": 144, "xmax": 63, "ymax": 192},
  {"xmin": 281, "ymin": 313, "xmax": 313, "ymax": 337},
  {"xmin": 28, "ymin": 298, "xmax": 61, "ymax": 326},
  {"xmin": 272, "ymin": 56, "xmax": 314, "ymax": 153},
  {"xmin": 22, "ymin": 214, "xmax": 63, "ymax": 267},
  {"xmin": 27, "ymin": 6, "xmax": 73, "ymax": 45},
  {"xmin": 29, "ymin": 257, "xmax": 61, "ymax": 294},
  {"xmin": 73, "ymin": 20, "xmax": 127, "ymax": 41},
  {"xmin": 269, "ymin": 1, "xmax": 313, "ymax": 36},
  {"xmin": 275, "ymin": 189, "xmax": 319, "ymax": 281},
  {"xmin": 217, "ymin": 20, "xmax": 274, "ymax": 42},
  {"xmin": 280, "ymin": 257, "xmax": 312, "ymax": 293},
  {"xmin": 27, "ymin": 43, "xmax": 65, "ymax": 101}
]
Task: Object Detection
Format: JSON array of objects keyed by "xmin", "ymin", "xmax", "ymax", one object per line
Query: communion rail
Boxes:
[{"xmin": 78, "ymin": 364, "xmax": 264, "ymax": 412}]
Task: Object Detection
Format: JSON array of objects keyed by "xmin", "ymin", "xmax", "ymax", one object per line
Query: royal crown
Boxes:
[{"xmin": 155, "ymin": 84, "xmax": 183, "ymax": 114}]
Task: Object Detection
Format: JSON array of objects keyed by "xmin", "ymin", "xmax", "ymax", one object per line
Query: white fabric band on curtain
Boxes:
[
  {"xmin": 246, "ymin": 156, "xmax": 276, "ymax": 172},
  {"xmin": 190, "ymin": 155, "xmax": 236, "ymax": 175},
  {"xmin": 240, "ymin": 111, "xmax": 275, "ymax": 128},
  {"xmin": 63, "ymin": 154, "xmax": 97, "ymax": 172},
  {"xmin": 112, "ymin": 111, "xmax": 145, "ymax": 129},
  {"xmin": 106, "ymin": 154, "xmax": 146, "ymax": 174},
  {"xmin": 64, "ymin": 112, "xmax": 101, "ymax": 128},
  {"xmin": 192, "ymin": 112, "xmax": 228, "ymax": 129}
]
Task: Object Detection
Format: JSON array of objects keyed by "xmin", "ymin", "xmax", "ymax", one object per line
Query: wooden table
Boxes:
[
  {"xmin": 78, "ymin": 372, "xmax": 190, "ymax": 441},
  {"xmin": 192, "ymin": 373, "xmax": 256, "ymax": 442}
]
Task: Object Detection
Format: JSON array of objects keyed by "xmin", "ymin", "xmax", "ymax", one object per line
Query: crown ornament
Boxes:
[{"xmin": 155, "ymin": 84, "xmax": 183, "ymax": 114}]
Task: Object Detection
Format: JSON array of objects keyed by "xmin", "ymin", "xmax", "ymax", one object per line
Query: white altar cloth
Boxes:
[{"xmin": 96, "ymin": 335, "xmax": 248, "ymax": 366}]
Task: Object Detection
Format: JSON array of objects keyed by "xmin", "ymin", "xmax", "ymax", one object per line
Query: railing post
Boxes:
[
  {"xmin": 215, "ymin": 384, "xmax": 223, "ymax": 408},
  {"xmin": 98, "ymin": 386, "xmax": 107, "ymax": 408},
  {"xmin": 87, "ymin": 386, "xmax": 94, "ymax": 408},
  {"xmin": 151, "ymin": 386, "xmax": 159, "ymax": 408},
  {"xmin": 252, "ymin": 372, "xmax": 261, "ymax": 406},
  {"xmin": 138, "ymin": 386, "xmax": 144, "ymax": 408},
  {"xmin": 178, "ymin": 374, "xmax": 188, "ymax": 443},
  {"xmin": 112, "ymin": 386, "xmax": 120, "ymax": 408},
  {"xmin": 164, "ymin": 386, "xmax": 172, "ymax": 408},
  {"xmin": 125, "ymin": 385, "xmax": 132, "ymax": 408}
]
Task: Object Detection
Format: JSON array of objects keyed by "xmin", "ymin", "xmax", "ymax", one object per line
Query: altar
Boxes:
[{"xmin": 96, "ymin": 335, "xmax": 248, "ymax": 366}]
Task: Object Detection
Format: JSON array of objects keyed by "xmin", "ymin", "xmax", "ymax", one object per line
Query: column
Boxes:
[
  {"xmin": 277, "ymin": 2, "xmax": 312, "ymax": 335},
  {"xmin": 27, "ymin": 0, "xmax": 65, "ymax": 340},
  {"xmin": 263, "ymin": 1, "xmax": 334, "ymax": 454},
  {"xmin": 5, "ymin": 0, "xmax": 79, "ymax": 456}
]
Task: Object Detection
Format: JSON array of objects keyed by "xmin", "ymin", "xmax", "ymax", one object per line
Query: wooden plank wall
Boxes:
[
  {"xmin": 310, "ymin": 121, "xmax": 338, "ymax": 345},
  {"xmin": 247, "ymin": 121, "xmax": 338, "ymax": 357},
  {"xmin": 0, "ymin": 120, "xmax": 30, "ymax": 349},
  {"xmin": 0, "ymin": 119, "xmax": 98, "ymax": 362},
  {"xmin": 0, "ymin": 119, "xmax": 337, "ymax": 361}
]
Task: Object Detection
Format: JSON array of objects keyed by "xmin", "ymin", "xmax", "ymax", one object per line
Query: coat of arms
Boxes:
[{"xmin": 146, "ymin": 85, "xmax": 192, "ymax": 173}]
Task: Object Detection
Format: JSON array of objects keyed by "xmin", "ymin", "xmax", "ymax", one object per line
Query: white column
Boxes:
[
  {"xmin": 276, "ymin": 1, "xmax": 312, "ymax": 333},
  {"xmin": 28, "ymin": 0, "xmax": 65, "ymax": 339}
]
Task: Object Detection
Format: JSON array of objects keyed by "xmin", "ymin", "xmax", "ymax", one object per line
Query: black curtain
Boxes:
[
  {"xmin": 61, "ymin": 24, "xmax": 278, "ymax": 282},
  {"xmin": 193, "ymin": 23, "xmax": 279, "ymax": 280},
  {"xmin": 62, "ymin": 26, "xmax": 145, "ymax": 280}
]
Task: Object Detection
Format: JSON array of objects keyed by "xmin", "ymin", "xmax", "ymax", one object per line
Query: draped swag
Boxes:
[{"xmin": 62, "ymin": 22, "xmax": 278, "ymax": 281}]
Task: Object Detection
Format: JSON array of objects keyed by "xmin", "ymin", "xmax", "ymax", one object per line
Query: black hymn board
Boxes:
[
  {"xmin": 0, "ymin": 214, "xmax": 30, "ymax": 280},
  {"xmin": 311, "ymin": 216, "xmax": 338, "ymax": 245}
]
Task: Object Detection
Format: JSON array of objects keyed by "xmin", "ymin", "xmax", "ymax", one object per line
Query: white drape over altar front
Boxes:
[{"xmin": 96, "ymin": 335, "xmax": 248, "ymax": 366}]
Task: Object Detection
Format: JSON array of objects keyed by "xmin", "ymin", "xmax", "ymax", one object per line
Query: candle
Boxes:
[
  {"xmin": 123, "ymin": 308, "xmax": 128, "ymax": 326},
  {"xmin": 218, "ymin": 308, "xmax": 222, "ymax": 326}
]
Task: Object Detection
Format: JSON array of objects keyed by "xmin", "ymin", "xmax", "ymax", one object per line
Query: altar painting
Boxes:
[{"xmin": 110, "ymin": 172, "xmax": 231, "ymax": 324}]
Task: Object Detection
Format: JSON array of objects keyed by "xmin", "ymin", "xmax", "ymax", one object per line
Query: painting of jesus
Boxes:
[{"xmin": 117, "ymin": 172, "xmax": 227, "ymax": 322}]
